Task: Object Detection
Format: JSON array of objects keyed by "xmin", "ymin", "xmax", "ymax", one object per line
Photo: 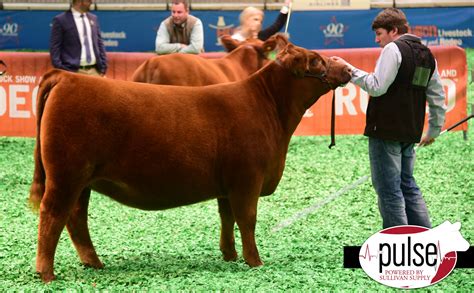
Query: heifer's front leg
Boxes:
[
  {"xmin": 217, "ymin": 198, "xmax": 237, "ymax": 261},
  {"xmin": 36, "ymin": 186, "xmax": 79, "ymax": 282},
  {"xmin": 229, "ymin": 190, "xmax": 263, "ymax": 267},
  {"xmin": 66, "ymin": 188, "xmax": 103, "ymax": 269}
]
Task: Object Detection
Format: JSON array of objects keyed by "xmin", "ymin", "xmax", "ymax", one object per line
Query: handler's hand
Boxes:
[
  {"xmin": 331, "ymin": 56, "xmax": 354, "ymax": 77},
  {"xmin": 418, "ymin": 135, "xmax": 435, "ymax": 147},
  {"xmin": 281, "ymin": 0, "xmax": 292, "ymax": 14},
  {"xmin": 331, "ymin": 56, "xmax": 349, "ymax": 66}
]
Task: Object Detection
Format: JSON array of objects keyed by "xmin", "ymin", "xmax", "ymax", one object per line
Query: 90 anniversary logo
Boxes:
[
  {"xmin": 359, "ymin": 221, "xmax": 470, "ymax": 289},
  {"xmin": 0, "ymin": 16, "xmax": 21, "ymax": 46},
  {"xmin": 320, "ymin": 16, "xmax": 349, "ymax": 46}
]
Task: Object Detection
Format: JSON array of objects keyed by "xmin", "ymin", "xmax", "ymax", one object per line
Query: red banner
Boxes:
[{"xmin": 0, "ymin": 46, "xmax": 467, "ymax": 137}]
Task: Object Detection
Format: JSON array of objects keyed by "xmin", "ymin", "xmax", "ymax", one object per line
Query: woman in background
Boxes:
[{"xmin": 232, "ymin": 0, "xmax": 291, "ymax": 41}]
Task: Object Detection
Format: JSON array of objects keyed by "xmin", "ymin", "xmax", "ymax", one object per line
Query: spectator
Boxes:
[
  {"xmin": 333, "ymin": 8, "xmax": 446, "ymax": 229},
  {"xmin": 49, "ymin": 0, "xmax": 107, "ymax": 76},
  {"xmin": 232, "ymin": 0, "xmax": 291, "ymax": 41},
  {"xmin": 155, "ymin": 0, "xmax": 204, "ymax": 54}
]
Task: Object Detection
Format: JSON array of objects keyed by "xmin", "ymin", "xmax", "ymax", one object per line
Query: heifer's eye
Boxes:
[{"xmin": 310, "ymin": 58, "xmax": 319, "ymax": 67}]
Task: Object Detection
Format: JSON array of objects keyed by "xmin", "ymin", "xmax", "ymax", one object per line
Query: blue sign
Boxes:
[{"xmin": 0, "ymin": 7, "xmax": 472, "ymax": 52}]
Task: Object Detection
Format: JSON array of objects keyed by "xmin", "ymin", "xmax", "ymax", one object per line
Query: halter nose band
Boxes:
[{"xmin": 303, "ymin": 60, "xmax": 335, "ymax": 90}]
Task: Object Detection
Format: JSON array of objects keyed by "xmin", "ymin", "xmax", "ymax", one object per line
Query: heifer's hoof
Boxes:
[
  {"xmin": 38, "ymin": 271, "xmax": 56, "ymax": 283},
  {"xmin": 245, "ymin": 258, "xmax": 264, "ymax": 267},
  {"xmin": 222, "ymin": 250, "xmax": 238, "ymax": 262},
  {"xmin": 83, "ymin": 260, "xmax": 104, "ymax": 269}
]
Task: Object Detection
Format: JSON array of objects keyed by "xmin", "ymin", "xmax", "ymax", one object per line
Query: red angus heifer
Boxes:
[
  {"xmin": 29, "ymin": 35, "xmax": 351, "ymax": 282},
  {"xmin": 132, "ymin": 36, "xmax": 271, "ymax": 85}
]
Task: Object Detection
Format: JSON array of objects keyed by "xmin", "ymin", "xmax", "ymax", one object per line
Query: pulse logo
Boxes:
[{"xmin": 359, "ymin": 221, "xmax": 470, "ymax": 289}]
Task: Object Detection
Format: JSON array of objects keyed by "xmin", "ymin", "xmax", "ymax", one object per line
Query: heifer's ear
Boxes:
[
  {"xmin": 262, "ymin": 36, "xmax": 277, "ymax": 54},
  {"xmin": 274, "ymin": 33, "xmax": 290, "ymax": 51},
  {"xmin": 220, "ymin": 35, "xmax": 240, "ymax": 52},
  {"xmin": 277, "ymin": 45, "xmax": 308, "ymax": 77},
  {"xmin": 263, "ymin": 33, "xmax": 289, "ymax": 55}
]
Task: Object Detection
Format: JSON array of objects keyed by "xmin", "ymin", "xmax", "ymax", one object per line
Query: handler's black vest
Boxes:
[{"xmin": 364, "ymin": 35, "xmax": 436, "ymax": 143}]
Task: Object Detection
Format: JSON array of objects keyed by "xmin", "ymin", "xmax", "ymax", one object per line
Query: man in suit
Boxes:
[{"xmin": 50, "ymin": 0, "xmax": 107, "ymax": 76}]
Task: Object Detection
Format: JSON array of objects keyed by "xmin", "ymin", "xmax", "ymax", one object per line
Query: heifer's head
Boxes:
[
  {"xmin": 219, "ymin": 35, "xmax": 280, "ymax": 74},
  {"xmin": 221, "ymin": 35, "xmax": 262, "ymax": 52},
  {"xmin": 274, "ymin": 35, "xmax": 352, "ymax": 93},
  {"xmin": 220, "ymin": 35, "xmax": 279, "ymax": 57},
  {"xmin": 432, "ymin": 221, "xmax": 470, "ymax": 253}
]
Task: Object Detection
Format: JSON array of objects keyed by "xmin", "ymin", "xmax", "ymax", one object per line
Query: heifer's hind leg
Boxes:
[
  {"xmin": 36, "ymin": 185, "xmax": 81, "ymax": 282},
  {"xmin": 66, "ymin": 188, "xmax": 103, "ymax": 269},
  {"xmin": 228, "ymin": 188, "xmax": 263, "ymax": 267},
  {"xmin": 217, "ymin": 198, "xmax": 237, "ymax": 261}
]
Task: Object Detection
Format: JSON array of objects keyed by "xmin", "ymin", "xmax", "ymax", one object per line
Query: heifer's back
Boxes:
[{"xmin": 132, "ymin": 36, "xmax": 273, "ymax": 86}]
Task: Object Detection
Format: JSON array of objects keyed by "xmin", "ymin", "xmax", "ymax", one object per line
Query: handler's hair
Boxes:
[
  {"xmin": 372, "ymin": 8, "xmax": 409, "ymax": 35},
  {"xmin": 239, "ymin": 6, "xmax": 264, "ymax": 26},
  {"xmin": 171, "ymin": 0, "xmax": 189, "ymax": 11}
]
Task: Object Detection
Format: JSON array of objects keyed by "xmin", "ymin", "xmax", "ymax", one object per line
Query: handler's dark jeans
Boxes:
[{"xmin": 368, "ymin": 137, "xmax": 431, "ymax": 229}]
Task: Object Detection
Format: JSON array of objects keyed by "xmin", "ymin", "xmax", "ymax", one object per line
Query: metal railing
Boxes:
[
  {"xmin": 95, "ymin": 0, "xmax": 168, "ymax": 11},
  {"xmin": 0, "ymin": 0, "xmax": 285, "ymax": 10},
  {"xmin": 0, "ymin": 0, "xmax": 471, "ymax": 11}
]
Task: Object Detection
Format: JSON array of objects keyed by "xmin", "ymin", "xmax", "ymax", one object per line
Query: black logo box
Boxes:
[{"xmin": 343, "ymin": 246, "xmax": 474, "ymax": 269}]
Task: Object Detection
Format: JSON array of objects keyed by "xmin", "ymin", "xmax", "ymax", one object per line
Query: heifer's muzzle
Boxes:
[{"xmin": 304, "ymin": 60, "xmax": 351, "ymax": 90}]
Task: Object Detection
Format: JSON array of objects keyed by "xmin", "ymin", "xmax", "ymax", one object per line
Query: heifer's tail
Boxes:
[
  {"xmin": 131, "ymin": 59, "xmax": 149, "ymax": 83},
  {"xmin": 29, "ymin": 70, "xmax": 60, "ymax": 211}
]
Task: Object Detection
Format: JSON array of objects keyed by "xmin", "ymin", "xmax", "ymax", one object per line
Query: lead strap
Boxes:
[{"xmin": 328, "ymin": 91, "xmax": 336, "ymax": 149}]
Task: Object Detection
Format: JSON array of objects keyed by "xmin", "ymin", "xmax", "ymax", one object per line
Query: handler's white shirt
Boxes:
[
  {"xmin": 71, "ymin": 8, "xmax": 97, "ymax": 66},
  {"xmin": 346, "ymin": 36, "xmax": 446, "ymax": 139}
]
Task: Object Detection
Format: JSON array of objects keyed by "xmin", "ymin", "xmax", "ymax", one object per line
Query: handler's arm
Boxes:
[
  {"xmin": 419, "ymin": 61, "xmax": 447, "ymax": 146},
  {"xmin": 349, "ymin": 43, "xmax": 401, "ymax": 97},
  {"xmin": 179, "ymin": 19, "xmax": 204, "ymax": 54}
]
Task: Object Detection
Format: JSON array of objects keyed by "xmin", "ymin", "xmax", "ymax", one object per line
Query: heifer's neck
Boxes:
[
  {"xmin": 225, "ymin": 46, "xmax": 265, "ymax": 74},
  {"xmin": 252, "ymin": 62, "xmax": 330, "ymax": 137}
]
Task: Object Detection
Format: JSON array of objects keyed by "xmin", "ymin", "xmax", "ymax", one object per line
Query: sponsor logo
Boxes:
[
  {"xmin": 359, "ymin": 221, "xmax": 470, "ymax": 289},
  {"xmin": 409, "ymin": 25, "xmax": 473, "ymax": 46},
  {"xmin": 320, "ymin": 16, "xmax": 349, "ymax": 46},
  {"xmin": 209, "ymin": 16, "xmax": 235, "ymax": 46},
  {"xmin": 0, "ymin": 74, "xmax": 40, "ymax": 118},
  {"xmin": 101, "ymin": 31, "xmax": 127, "ymax": 48}
]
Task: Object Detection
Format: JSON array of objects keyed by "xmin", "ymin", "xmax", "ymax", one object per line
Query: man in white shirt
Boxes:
[
  {"xmin": 333, "ymin": 8, "xmax": 446, "ymax": 228},
  {"xmin": 155, "ymin": 0, "xmax": 204, "ymax": 55}
]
